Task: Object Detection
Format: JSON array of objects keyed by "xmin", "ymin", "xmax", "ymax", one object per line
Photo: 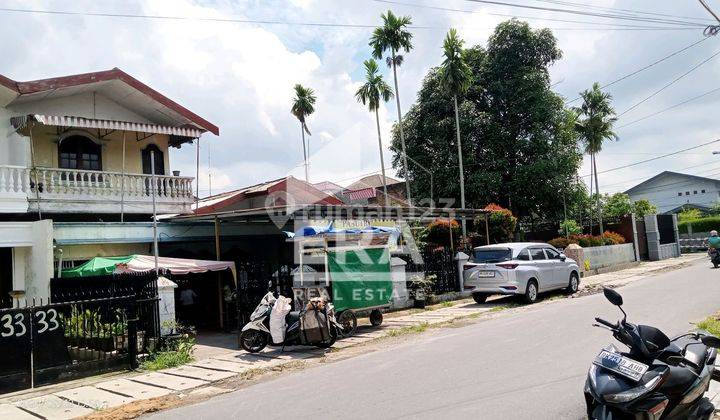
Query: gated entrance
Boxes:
[{"xmin": 0, "ymin": 273, "xmax": 159, "ymax": 394}]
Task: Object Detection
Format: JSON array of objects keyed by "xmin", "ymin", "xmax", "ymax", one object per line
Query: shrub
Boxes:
[
  {"xmin": 678, "ymin": 216, "xmax": 720, "ymax": 234},
  {"xmin": 678, "ymin": 208, "xmax": 702, "ymax": 222},
  {"xmin": 474, "ymin": 203, "xmax": 517, "ymax": 243},
  {"xmin": 424, "ymin": 218, "xmax": 460, "ymax": 247},
  {"xmin": 558, "ymin": 219, "xmax": 582, "ymax": 236},
  {"xmin": 141, "ymin": 334, "xmax": 195, "ymax": 371},
  {"xmin": 602, "ymin": 231, "xmax": 626, "ymax": 245}
]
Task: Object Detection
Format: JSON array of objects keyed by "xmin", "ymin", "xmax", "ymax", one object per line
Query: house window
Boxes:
[
  {"xmin": 58, "ymin": 135, "xmax": 102, "ymax": 171},
  {"xmin": 686, "ymin": 191, "xmax": 690, "ymax": 196},
  {"xmin": 702, "ymin": 189, "xmax": 706, "ymax": 193},
  {"xmin": 678, "ymin": 192, "xmax": 682, "ymax": 196},
  {"xmin": 694, "ymin": 190, "xmax": 698, "ymax": 195}
]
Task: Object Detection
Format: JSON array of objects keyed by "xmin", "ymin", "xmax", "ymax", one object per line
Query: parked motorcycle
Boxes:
[
  {"xmin": 708, "ymin": 248, "xmax": 720, "ymax": 269},
  {"xmin": 240, "ymin": 293, "xmax": 341, "ymax": 353},
  {"xmin": 585, "ymin": 287, "xmax": 720, "ymax": 419}
]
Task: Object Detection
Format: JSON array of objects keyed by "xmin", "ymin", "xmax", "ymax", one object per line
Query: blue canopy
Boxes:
[{"xmin": 285, "ymin": 223, "xmax": 400, "ymax": 239}]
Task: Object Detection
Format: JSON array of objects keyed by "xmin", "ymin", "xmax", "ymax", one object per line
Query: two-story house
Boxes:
[{"xmin": 0, "ymin": 68, "xmax": 218, "ymax": 306}]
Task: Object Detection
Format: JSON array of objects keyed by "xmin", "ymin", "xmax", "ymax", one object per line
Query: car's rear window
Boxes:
[{"xmin": 472, "ymin": 249, "xmax": 512, "ymax": 263}]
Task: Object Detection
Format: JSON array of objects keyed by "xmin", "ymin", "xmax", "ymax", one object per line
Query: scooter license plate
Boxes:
[{"xmin": 593, "ymin": 350, "xmax": 649, "ymax": 382}]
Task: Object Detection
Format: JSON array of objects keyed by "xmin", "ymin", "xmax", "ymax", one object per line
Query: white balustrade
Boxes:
[{"xmin": 0, "ymin": 165, "xmax": 194, "ymax": 210}]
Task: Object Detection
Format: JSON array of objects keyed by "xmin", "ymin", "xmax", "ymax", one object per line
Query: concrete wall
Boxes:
[
  {"xmin": 659, "ymin": 243, "xmax": 680, "ymax": 259},
  {"xmin": 628, "ymin": 172, "xmax": 720, "ymax": 213},
  {"xmin": 583, "ymin": 243, "xmax": 636, "ymax": 270},
  {"xmin": 0, "ymin": 220, "xmax": 54, "ymax": 303}
]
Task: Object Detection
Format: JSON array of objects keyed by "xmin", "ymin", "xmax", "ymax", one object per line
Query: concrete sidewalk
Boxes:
[{"xmin": 0, "ymin": 254, "xmax": 704, "ymax": 420}]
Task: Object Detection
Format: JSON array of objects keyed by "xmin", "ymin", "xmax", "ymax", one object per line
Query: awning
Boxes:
[
  {"xmin": 10, "ymin": 114, "xmax": 203, "ymax": 138},
  {"xmin": 62, "ymin": 254, "xmax": 237, "ymax": 284}
]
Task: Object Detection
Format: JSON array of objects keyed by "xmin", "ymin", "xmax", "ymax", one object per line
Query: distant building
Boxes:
[
  {"xmin": 625, "ymin": 171, "xmax": 720, "ymax": 214},
  {"xmin": 312, "ymin": 181, "xmax": 344, "ymax": 197},
  {"xmin": 194, "ymin": 176, "xmax": 343, "ymax": 214},
  {"xmin": 343, "ymin": 174, "xmax": 407, "ymax": 206}
]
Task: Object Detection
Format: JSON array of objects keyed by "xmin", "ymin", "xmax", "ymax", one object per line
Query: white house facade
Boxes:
[
  {"xmin": 625, "ymin": 171, "xmax": 720, "ymax": 214},
  {"xmin": 0, "ymin": 68, "xmax": 218, "ymax": 306}
]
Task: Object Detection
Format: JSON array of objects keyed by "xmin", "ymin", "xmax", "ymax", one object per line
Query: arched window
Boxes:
[{"xmin": 58, "ymin": 135, "xmax": 102, "ymax": 171}]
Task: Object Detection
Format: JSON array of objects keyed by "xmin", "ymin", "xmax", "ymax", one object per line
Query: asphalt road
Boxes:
[{"xmin": 149, "ymin": 259, "xmax": 720, "ymax": 420}]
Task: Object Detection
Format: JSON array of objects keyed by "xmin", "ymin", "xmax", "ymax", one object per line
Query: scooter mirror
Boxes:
[
  {"xmin": 701, "ymin": 335, "xmax": 720, "ymax": 348},
  {"xmin": 603, "ymin": 287, "xmax": 623, "ymax": 306}
]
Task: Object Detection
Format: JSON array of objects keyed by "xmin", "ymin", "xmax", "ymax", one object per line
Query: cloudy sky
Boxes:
[{"xmin": 2, "ymin": 0, "xmax": 719, "ymax": 203}]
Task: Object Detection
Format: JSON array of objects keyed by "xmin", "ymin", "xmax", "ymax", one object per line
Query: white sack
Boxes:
[{"xmin": 270, "ymin": 295, "xmax": 292, "ymax": 344}]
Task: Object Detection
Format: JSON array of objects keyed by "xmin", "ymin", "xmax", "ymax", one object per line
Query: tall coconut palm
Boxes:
[
  {"xmin": 574, "ymin": 82, "xmax": 618, "ymax": 236},
  {"xmin": 438, "ymin": 28, "xmax": 472, "ymax": 238},
  {"xmin": 356, "ymin": 59, "xmax": 395, "ymax": 204},
  {"xmin": 291, "ymin": 84, "xmax": 316, "ymax": 183},
  {"xmin": 370, "ymin": 10, "xmax": 413, "ymax": 205}
]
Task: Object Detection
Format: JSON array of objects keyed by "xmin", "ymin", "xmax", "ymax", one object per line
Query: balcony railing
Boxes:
[{"xmin": 0, "ymin": 165, "xmax": 195, "ymax": 214}]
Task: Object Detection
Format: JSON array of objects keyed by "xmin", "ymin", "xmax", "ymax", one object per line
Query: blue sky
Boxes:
[{"xmin": 2, "ymin": 0, "xmax": 719, "ymax": 200}]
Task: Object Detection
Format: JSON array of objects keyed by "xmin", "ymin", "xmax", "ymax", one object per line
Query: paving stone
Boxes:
[
  {"xmin": 15, "ymin": 395, "xmax": 94, "ymax": 420},
  {"xmin": 331, "ymin": 340, "xmax": 357, "ymax": 349},
  {"xmin": 96, "ymin": 378, "xmax": 172, "ymax": 400},
  {"xmin": 0, "ymin": 404, "xmax": 39, "ymax": 420},
  {"xmin": 190, "ymin": 358, "xmax": 256, "ymax": 373},
  {"xmin": 255, "ymin": 350, "xmax": 316, "ymax": 361},
  {"xmin": 55, "ymin": 386, "xmax": 134, "ymax": 410},
  {"xmin": 161, "ymin": 365, "xmax": 237, "ymax": 381},
  {"xmin": 130, "ymin": 372, "xmax": 209, "ymax": 391}
]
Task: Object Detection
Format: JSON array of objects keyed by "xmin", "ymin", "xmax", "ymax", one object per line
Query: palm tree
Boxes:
[
  {"xmin": 356, "ymin": 59, "xmax": 395, "ymax": 204},
  {"xmin": 574, "ymin": 82, "xmax": 618, "ymax": 236},
  {"xmin": 438, "ymin": 28, "xmax": 472, "ymax": 238},
  {"xmin": 370, "ymin": 10, "xmax": 413, "ymax": 205},
  {"xmin": 291, "ymin": 84, "xmax": 316, "ymax": 183}
]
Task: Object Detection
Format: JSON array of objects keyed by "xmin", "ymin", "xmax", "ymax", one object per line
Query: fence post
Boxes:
[
  {"xmin": 672, "ymin": 214, "xmax": 681, "ymax": 257},
  {"xmin": 455, "ymin": 251, "xmax": 469, "ymax": 292},
  {"xmin": 644, "ymin": 215, "xmax": 661, "ymax": 261},
  {"xmin": 630, "ymin": 213, "xmax": 640, "ymax": 262},
  {"xmin": 127, "ymin": 300, "xmax": 139, "ymax": 369}
]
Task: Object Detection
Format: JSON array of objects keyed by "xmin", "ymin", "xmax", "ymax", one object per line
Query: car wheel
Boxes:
[
  {"xmin": 566, "ymin": 272, "xmax": 580, "ymax": 294},
  {"xmin": 524, "ymin": 280, "xmax": 538, "ymax": 304},
  {"xmin": 472, "ymin": 293, "xmax": 487, "ymax": 304}
]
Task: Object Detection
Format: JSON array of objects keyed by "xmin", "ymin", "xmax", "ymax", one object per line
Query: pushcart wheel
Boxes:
[
  {"xmin": 369, "ymin": 309, "xmax": 383, "ymax": 327},
  {"xmin": 337, "ymin": 310, "xmax": 357, "ymax": 337}
]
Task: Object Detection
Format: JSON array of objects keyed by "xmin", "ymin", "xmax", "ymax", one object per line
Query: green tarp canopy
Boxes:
[
  {"xmin": 328, "ymin": 248, "xmax": 392, "ymax": 312},
  {"xmin": 61, "ymin": 255, "xmax": 134, "ymax": 278}
]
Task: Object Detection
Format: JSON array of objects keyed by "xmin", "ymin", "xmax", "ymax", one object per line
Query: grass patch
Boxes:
[
  {"xmin": 440, "ymin": 301, "xmax": 454, "ymax": 308},
  {"xmin": 697, "ymin": 314, "xmax": 720, "ymax": 336},
  {"xmin": 140, "ymin": 336, "xmax": 195, "ymax": 371},
  {"xmin": 489, "ymin": 303, "xmax": 519, "ymax": 313},
  {"xmin": 385, "ymin": 322, "xmax": 429, "ymax": 337}
]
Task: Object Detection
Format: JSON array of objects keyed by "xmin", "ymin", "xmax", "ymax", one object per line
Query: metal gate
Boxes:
[
  {"xmin": 635, "ymin": 219, "xmax": 649, "ymax": 260},
  {"xmin": 0, "ymin": 274, "xmax": 159, "ymax": 394}
]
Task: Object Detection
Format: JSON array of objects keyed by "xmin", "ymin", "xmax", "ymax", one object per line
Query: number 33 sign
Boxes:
[{"xmin": 0, "ymin": 309, "xmax": 60, "ymax": 338}]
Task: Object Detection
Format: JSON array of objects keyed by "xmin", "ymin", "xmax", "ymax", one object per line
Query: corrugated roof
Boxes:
[{"xmin": 346, "ymin": 174, "xmax": 402, "ymax": 191}]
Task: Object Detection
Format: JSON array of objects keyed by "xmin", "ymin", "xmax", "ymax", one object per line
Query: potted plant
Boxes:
[{"xmin": 408, "ymin": 274, "xmax": 435, "ymax": 309}]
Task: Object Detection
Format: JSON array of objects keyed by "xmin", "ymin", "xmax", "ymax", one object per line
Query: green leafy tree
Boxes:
[
  {"xmin": 291, "ymin": 84, "xmax": 316, "ymax": 182},
  {"xmin": 391, "ymin": 20, "xmax": 582, "ymax": 224},
  {"xmin": 558, "ymin": 219, "xmax": 582, "ymax": 236},
  {"xmin": 678, "ymin": 207, "xmax": 702, "ymax": 222},
  {"xmin": 356, "ymin": 59, "xmax": 395, "ymax": 203},
  {"xmin": 604, "ymin": 193, "xmax": 633, "ymax": 219},
  {"xmin": 370, "ymin": 10, "xmax": 414, "ymax": 204},
  {"xmin": 439, "ymin": 28, "xmax": 473, "ymax": 238},
  {"xmin": 574, "ymin": 82, "xmax": 618, "ymax": 235},
  {"xmin": 632, "ymin": 199, "xmax": 657, "ymax": 217}
]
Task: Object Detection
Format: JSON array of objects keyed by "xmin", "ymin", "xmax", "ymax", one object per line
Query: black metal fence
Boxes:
[
  {"xmin": 403, "ymin": 247, "xmax": 460, "ymax": 295},
  {"xmin": 236, "ymin": 261, "xmax": 294, "ymax": 327},
  {"xmin": 0, "ymin": 273, "xmax": 159, "ymax": 394}
]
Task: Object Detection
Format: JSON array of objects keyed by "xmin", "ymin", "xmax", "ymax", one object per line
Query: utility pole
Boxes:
[{"xmin": 151, "ymin": 150, "xmax": 159, "ymax": 275}]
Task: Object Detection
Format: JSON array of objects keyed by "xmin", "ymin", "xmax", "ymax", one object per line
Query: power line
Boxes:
[
  {"xmin": 459, "ymin": 0, "xmax": 707, "ymax": 27},
  {"xmin": 617, "ymin": 48, "xmax": 720, "ymax": 117},
  {"xmin": 529, "ymin": 0, "xmax": 715, "ymax": 23},
  {"xmin": 370, "ymin": 0, "xmax": 703, "ymax": 30},
  {"xmin": 0, "ymin": 6, "xmax": 697, "ymax": 32},
  {"xmin": 618, "ymin": 86, "xmax": 720, "ymax": 128},
  {"xmin": 579, "ymin": 137, "xmax": 720, "ymax": 178},
  {"xmin": 603, "ymin": 161, "xmax": 720, "ymax": 190},
  {"xmin": 565, "ymin": 37, "xmax": 709, "ymax": 104}
]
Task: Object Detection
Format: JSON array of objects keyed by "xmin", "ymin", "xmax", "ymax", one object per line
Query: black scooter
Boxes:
[
  {"xmin": 709, "ymin": 248, "xmax": 720, "ymax": 269},
  {"xmin": 585, "ymin": 288, "xmax": 720, "ymax": 419}
]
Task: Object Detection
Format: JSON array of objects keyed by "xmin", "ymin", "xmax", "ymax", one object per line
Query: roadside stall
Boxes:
[{"xmin": 287, "ymin": 225, "xmax": 399, "ymax": 336}]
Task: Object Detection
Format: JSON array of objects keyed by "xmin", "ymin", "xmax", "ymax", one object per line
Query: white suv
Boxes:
[{"xmin": 463, "ymin": 242, "xmax": 580, "ymax": 304}]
